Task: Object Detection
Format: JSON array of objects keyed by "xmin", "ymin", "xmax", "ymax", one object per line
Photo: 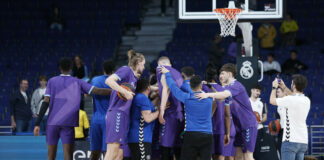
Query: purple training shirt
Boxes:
[
  {"xmin": 202, "ymin": 83, "xmax": 236, "ymax": 137},
  {"xmin": 107, "ymin": 66, "xmax": 138, "ymax": 115},
  {"xmin": 224, "ymin": 80, "xmax": 257, "ymax": 130},
  {"xmin": 156, "ymin": 66, "xmax": 184, "ymax": 120},
  {"xmin": 45, "ymin": 75, "xmax": 94, "ymax": 127}
]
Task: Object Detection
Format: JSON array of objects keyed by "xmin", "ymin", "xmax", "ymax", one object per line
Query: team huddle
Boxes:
[{"xmin": 33, "ymin": 49, "xmax": 298, "ymax": 160}]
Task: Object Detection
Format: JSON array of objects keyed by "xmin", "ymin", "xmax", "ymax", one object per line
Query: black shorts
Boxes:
[
  {"xmin": 180, "ymin": 131, "xmax": 213, "ymax": 160},
  {"xmin": 128, "ymin": 142, "xmax": 152, "ymax": 160}
]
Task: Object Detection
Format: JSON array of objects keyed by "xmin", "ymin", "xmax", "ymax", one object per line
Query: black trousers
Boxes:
[
  {"xmin": 129, "ymin": 143, "xmax": 152, "ymax": 160},
  {"xmin": 180, "ymin": 132, "xmax": 213, "ymax": 160},
  {"xmin": 160, "ymin": 146, "xmax": 181, "ymax": 160}
]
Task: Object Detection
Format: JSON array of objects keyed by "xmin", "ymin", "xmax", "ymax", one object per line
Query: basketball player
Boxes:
[
  {"xmin": 195, "ymin": 63, "xmax": 258, "ymax": 160},
  {"xmin": 160, "ymin": 66, "xmax": 229, "ymax": 160},
  {"xmin": 180, "ymin": 66, "xmax": 195, "ymax": 93},
  {"xmin": 128, "ymin": 78, "xmax": 159, "ymax": 160},
  {"xmin": 156, "ymin": 56, "xmax": 184, "ymax": 160},
  {"xmin": 89, "ymin": 60, "xmax": 115, "ymax": 160},
  {"xmin": 249, "ymin": 84, "xmax": 267, "ymax": 130},
  {"xmin": 203, "ymin": 67, "xmax": 235, "ymax": 160},
  {"xmin": 179, "ymin": 66, "xmax": 195, "ymax": 148},
  {"xmin": 104, "ymin": 50, "xmax": 145, "ymax": 160},
  {"xmin": 33, "ymin": 58, "xmax": 112, "ymax": 160}
]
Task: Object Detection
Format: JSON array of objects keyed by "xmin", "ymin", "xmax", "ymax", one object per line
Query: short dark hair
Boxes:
[
  {"xmin": 292, "ymin": 74, "xmax": 307, "ymax": 92},
  {"xmin": 286, "ymin": 12, "xmax": 293, "ymax": 19},
  {"xmin": 73, "ymin": 55, "xmax": 83, "ymax": 64},
  {"xmin": 181, "ymin": 66, "xmax": 195, "ymax": 78},
  {"xmin": 136, "ymin": 78, "xmax": 150, "ymax": 93},
  {"xmin": 219, "ymin": 63, "xmax": 237, "ymax": 77},
  {"xmin": 20, "ymin": 79, "xmax": 28, "ymax": 83},
  {"xmin": 205, "ymin": 67, "xmax": 218, "ymax": 82},
  {"xmin": 190, "ymin": 75, "xmax": 202, "ymax": 90},
  {"xmin": 290, "ymin": 50, "xmax": 298, "ymax": 55},
  {"xmin": 251, "ymin": 84, "xmax": 262, "ymax": 91},
  {"xmin": 268, "ymin": 53, "xmax": 275, "ymax": 58},
  {"xmin": 59, "ymin": 57, "xmax": 72, "ymax": 72},
  {"xmin": 39, "ymin": 75, "xmax": 48, "ymax": 81},
  {"xmin": 102, "ymin": 59, "xmax": 115, "ymax": 75}
]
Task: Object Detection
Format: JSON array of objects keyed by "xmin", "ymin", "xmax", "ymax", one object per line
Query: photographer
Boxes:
[{"xmin": 269, "ymin": 74, "xmax": 310, "ymax": 160}]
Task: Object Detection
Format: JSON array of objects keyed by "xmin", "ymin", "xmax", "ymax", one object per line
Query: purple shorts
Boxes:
[
  {"xmin": 160, "ymin": 114, "xmax": 183, "ymax": 147},
  {"xmin": 46, "ymin": 125, "xmax": 75, "ymax": 145},
  {"xmin": 212, "ymin": 134, "xmax": 235, "ymax": 157},
  {"xmin": 234, "ymin": 126, "xmax": 257, "ymax": 153},
  {"xmin": 105, "ymin": 110, "xmax": 129, "ymax": 146}
]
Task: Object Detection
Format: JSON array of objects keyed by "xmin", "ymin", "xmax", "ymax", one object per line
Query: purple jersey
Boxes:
[
  {"xmin": 224, "ymin": 80, "xmax": 257, "ymax": 130},
  {"xmin": 202, "ymin": 83, "xmax": 236, "ymax": 136},
  {"xmin": 45, "ymin": 75, "xmax": 93, "ymax": 126},
  {"xmin": 156, "ymin": 66, "xmax": 183, "ymax": 119},
  {"xmin": 108, "ymin": 66, "xmax": 138, "ymax": 115}
]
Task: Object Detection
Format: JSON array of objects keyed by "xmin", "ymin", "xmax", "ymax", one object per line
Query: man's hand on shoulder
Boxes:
[{"xmin": 159, "ymin": 66, "xmax": 170, "ymax": 74}]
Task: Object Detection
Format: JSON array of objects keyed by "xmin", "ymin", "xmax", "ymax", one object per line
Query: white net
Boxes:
[{"xmin": 215, "ymin": 9, "xmax": 242, "ymax": 37}]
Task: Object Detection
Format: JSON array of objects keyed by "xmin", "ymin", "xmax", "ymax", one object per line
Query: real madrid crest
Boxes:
[{"xmin": 240, "ymin": 61, "xmax": 254, "ymax": 79}]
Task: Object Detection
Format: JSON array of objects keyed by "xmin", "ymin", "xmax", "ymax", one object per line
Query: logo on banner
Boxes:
[{"xmin": 240, "ymin": 61, "xmax": 254, "ymax": 79}]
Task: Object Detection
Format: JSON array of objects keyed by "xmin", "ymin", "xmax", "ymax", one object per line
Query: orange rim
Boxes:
[{"xmin": 214, "ymin": 8, "xmax": 242, "ymax": 19}]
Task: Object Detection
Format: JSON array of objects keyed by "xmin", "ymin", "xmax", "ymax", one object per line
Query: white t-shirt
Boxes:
[
  {"xmin": 276, "ymin": 94, "xmax": 310, "ymax": 144},
  {"xmin": 250, "ymin": 98, "xmax": 266, "ymax": 129},
  {"xmin": 39, "ymin": 88, "xmax": 46, "ymax": 97},
  {"xmin": 38, "ymin": 88, "xmax": 48, "ymax": 115},
  {"xmin": 263, "ymin": 60, "xmax": 281, "ymax": 72},
  {"xmin": 277, "ymin": 105, "xmax": 286, "ymax": 129}
]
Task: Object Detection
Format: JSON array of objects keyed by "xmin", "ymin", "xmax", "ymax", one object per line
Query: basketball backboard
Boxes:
[{"xmin": 178, "ymin": 0, "xmax": 285, "ymax": 21}]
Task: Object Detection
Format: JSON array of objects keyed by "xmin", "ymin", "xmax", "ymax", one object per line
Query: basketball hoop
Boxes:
[{"xmin": 214, "ymin": 8, "xmax": 242, "ymax": 37}]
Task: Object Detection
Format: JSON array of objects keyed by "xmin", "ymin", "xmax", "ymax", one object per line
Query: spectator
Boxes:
[
  {"xmin": 258, "ymin": 23, "xmax": 277, "ymax": 49},
  {"xmin": 31, "ymin": 75, "xmax": 49, "ymax": 132},
  {"xmin": 275, "ymin": 87, "xmax": 288, "ymax": 157},
  {"xmin": 282, "ymin": 50, "xmax": 308, "ymax": 75},
  {"xmin": 209, "ymin": 35, "xmax": 226, "ymax": 70},
  {"xmin": 72, "ymin": 55, "xmax": 89, "ymax": 113},
  {"xmin": 263, "ymin": 53, "xmax": 281, "ymax": 75},
  {"xmin": 10, "ymin": 79, "xmax": 32, "ymax": 132},
  {"xmin": 49, "ymin": 7, "xmax": 64, "ymax": 31},
  {"xmin": 250, "ymin": 84, "xmax": 267, "ymax": 130},
  {"xmin": 270, "ymin": 74, "xmax": 310, "ymax": 160},
  {"xmin": 280, "ymin": 13, "xmax": 299, "ymax": 47},
  {"xmin": 74, "ymin": 105, "xmax": 90, "ymax": 140},
  {"xmin": 72, "ymin": 55, "xmax": 89, "ymax": 82}
]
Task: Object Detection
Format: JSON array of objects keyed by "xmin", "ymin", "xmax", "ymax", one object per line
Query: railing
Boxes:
[
  {"xmin": 310, "ymin": 125, "xmax": 324, "ymax": 156},
  {"xmin": 0, "ymin": 126, "xmax": 12, "ymax": 134}
]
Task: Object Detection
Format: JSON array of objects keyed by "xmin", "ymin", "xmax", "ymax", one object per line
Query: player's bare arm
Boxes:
[
  {"xmin": 91, "ymin": 87, "xmax": 112, "ymax": 96},
  {"xmin": 158, "ymin": 73, "xmax": 170, "ymax": 124},
  {"xmin": 270, "ymin": 79, "xmax": 279, "ymax": 106},
  {"xmin": 105, "ymin": 74, "xmax": 135, "ymax": 100},
  {"xmin": 141, "ymin": 110, "xmax": 160, "ymax": 123},
  {"xmin": 195, "ymin": 90, "xmax": 231, "ymax": 100},
  {"xmin": 224, "ymin": 104, "xmax": 231, "ymax": 146}
]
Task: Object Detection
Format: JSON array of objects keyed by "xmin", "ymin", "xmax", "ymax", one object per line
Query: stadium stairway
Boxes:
[{"xmin": 116, "ymin": 0, "xmax": 176, "ymax": 67}]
